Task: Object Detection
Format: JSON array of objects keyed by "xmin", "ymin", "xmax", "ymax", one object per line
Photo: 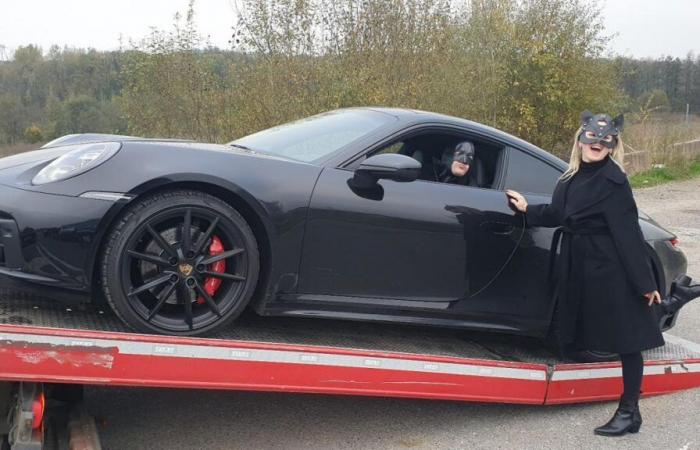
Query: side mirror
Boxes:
[{"xmin": 352, "ymin": 154, "xmax": 421, "ymax": 189}]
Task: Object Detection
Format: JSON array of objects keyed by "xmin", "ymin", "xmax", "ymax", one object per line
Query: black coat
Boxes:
[{"xmin": 525, "ymin": 157, "xmax": 665, "ymax": 354}]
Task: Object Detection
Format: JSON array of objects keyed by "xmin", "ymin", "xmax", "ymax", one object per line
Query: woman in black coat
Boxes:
[{"xmin": 506, "ymin": 111, "xmax": 663, "ymax": 437}]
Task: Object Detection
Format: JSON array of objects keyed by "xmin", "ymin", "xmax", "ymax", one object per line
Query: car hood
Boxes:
[
  {"xmin": 0, "ymin": 147, "xmax": 69, "ymax": 171},
  {"xmin": 0, "ymin": 134, "xmax": 150, "ymax": 172},
  {"xmin": 0, "ymin": 135, "xmax": 312, "ymax": 194},
  {"xmin": 126, "ymin": 141, "xmax": 310, "ymax": 165},
  {"xmin": 41, "ymin": 133, "xmax": 193, "ymax": 148}
]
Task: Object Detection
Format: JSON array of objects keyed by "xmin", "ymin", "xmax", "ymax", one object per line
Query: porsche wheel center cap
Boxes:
[{"xmin": 179, "ymin": 263, "xmax": 194, "ymax": 277}]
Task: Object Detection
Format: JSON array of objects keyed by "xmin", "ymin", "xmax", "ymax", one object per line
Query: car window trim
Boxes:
[
  {"xmin": 337, "ymin": 123, "xmax": 508, "ymax": 171},
  {"xmin": 490, "ymin": 145, "xmax": 510, "ymax": 191},
  {"xmin": 501, "ymin": 146, "xmax": 566, "ymax": 195}
]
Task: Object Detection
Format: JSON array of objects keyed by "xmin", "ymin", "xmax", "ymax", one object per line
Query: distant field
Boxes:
[
  {"xmin": 0, "ymin": 142, "xmax": 42, "ymax": 158},
  {"xmin": 630, "ymin": 158, "xmax": 700, "ymax": 188},
  {"xmin": 625, "ymin": 113, "xmax": 700, "ymax": 163}
]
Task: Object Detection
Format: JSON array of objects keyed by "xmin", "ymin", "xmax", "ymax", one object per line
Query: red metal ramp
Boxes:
[
  {"xmin": 546, "ymin": 334, "xmax": 700, "ymax": 404},
  {"xmin": 0, "ymin": 324, "xmax": 550, "ymax": 404},
  {"xmin": 1, "ymin": 290, "xmax": 699, "ymax": 405}
]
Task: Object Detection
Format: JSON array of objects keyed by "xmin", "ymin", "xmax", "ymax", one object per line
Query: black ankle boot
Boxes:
[
  {"xmin": 661, "ymin": 275, "xmax": 700, "ymax": 315},
  {"xmin": 594, "ymin": 400, "xmax": 642, "ymax": 437}
]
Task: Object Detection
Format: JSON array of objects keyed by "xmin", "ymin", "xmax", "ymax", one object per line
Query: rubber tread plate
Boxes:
[{"xmin": 1, "ymin": 287, "xmax": 698, "ymax": 364}]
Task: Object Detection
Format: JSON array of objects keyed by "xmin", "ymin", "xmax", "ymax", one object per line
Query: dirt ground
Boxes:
[{"xmin": 635, "ymin": 177, "xmax": 700, "ymax": 281}]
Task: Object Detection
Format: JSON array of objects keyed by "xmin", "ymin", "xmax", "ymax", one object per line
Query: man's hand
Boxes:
[{"xmin": 644, "ymin": 290, "xmax": 662, "ymax": 306}]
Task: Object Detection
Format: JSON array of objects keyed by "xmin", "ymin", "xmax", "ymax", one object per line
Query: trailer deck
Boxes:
[{"xmin": 1, "ymin": 286, "xmax": 700, "ymax": 406}]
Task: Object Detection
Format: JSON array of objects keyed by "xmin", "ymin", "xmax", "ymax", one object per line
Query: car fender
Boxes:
[{"xmin": 85, "ymin": 173, "xmax": 278, "ymax": 300}]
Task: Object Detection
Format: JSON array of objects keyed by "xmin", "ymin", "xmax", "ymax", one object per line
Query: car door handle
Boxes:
[{"xmin": 481, "ymin": 221, "xmax": 514, "ymax": 235}]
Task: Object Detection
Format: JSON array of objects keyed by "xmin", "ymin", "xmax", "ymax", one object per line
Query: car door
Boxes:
[
  {"xmin": 297, "ymin": 165, "xmax": 524, "ymax": 305},
  {"xmin": 462, "ymin": 146, "xmax": 564, "ymax": 329}
]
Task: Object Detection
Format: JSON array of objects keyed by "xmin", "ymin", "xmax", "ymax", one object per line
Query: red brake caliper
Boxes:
[{"xmin": 196, "ymin": 235, "xmax": 226, "ymax": 305}]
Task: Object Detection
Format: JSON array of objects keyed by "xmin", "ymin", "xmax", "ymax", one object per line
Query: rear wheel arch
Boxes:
[{"xmin": 91, "ymin": 180, "xmax": 274, "ymax": 311}]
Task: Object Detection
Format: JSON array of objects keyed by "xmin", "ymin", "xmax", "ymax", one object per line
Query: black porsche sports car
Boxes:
[{"xmin": 0, "ymin": 108, "xmax": 691, "ymax": 345}]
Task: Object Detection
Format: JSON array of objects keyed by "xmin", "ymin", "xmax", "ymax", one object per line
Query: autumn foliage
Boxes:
[{"xmin": 2, "ymin": 0, "xmax": 700, "ymax": 159}]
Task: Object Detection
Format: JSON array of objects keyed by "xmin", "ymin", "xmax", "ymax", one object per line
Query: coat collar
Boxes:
[{"xmin": 561, "ymin": 157, "xmax": 626, "ymax": 218}]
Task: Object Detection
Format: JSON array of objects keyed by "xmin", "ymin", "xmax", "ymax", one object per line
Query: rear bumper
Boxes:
[
  {"xmin": 649, "ymin": 239, "xmax": 688, "ymax": 331},
  {"xmin": 650, "ymin": 239, "xmax": 687, "ymax": 296}
]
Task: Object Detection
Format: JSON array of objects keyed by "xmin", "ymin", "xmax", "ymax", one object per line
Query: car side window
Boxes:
[
  {"xmin": 344, "ymin": 131, "xmax": 506, "ymax": 190},
  {"xmin": 375, "ymin": 142, "xmax": 404, "ymax": 155},
  {"xmin": 502, "ymin": 148, "xmax": 562, "ymax": 195}
]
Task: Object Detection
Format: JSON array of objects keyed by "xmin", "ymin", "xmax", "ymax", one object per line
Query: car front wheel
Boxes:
[{"xmin": 101, "ymin": 190, "xmax": 260, "ymax": 335}]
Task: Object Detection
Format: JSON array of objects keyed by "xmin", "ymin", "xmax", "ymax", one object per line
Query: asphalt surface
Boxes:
[{"xmin": 85, "ymin": 178, "xmax": 700, "ymax": 450}]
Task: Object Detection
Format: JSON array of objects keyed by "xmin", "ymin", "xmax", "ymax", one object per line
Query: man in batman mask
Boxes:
[{"xmin": 440, "ymin": 141, "xmax": 478, "ymax": 186}]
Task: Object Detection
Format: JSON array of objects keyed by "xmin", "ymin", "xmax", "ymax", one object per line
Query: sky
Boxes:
[{"xmin": 0, "ymin": 0, "xmax": 698, "ymax": 60}]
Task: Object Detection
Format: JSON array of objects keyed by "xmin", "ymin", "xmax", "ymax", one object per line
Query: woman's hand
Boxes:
[
  {"xmin": 644, "ymin": 290, "xmax": 662, "ymax": 306},
  {"xmin": 506, "ymin": 190, "xmax": 528, "ymax": 213}
]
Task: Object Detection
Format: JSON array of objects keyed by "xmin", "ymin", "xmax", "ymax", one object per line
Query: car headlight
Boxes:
[{"xmin": 32, "ymin": 142, "xmax": 121, "ymax": 185}]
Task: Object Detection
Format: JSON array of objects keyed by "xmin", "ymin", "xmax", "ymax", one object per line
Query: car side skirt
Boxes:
[{"xmin": 264, "ymin": 294, "xmax": 548, "ymax": 338}]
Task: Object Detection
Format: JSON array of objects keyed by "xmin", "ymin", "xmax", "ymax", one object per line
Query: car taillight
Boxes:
[
  {"xmin": 670, "ymin": 238, "xmax": 679, "ymax": 247},
  {"xmin": 32, "ymin": 392, "xmax": 45, "ymax": 429}
]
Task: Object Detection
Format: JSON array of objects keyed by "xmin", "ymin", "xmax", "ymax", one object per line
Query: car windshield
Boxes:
[{"xmin": 228, "ymin": 109, "xmax": 396, "ymax": 163}]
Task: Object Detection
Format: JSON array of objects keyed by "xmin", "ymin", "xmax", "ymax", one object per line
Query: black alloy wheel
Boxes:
[{"xmin": 102, "ymin": 190, "xmax": 259, "ymax": 335}]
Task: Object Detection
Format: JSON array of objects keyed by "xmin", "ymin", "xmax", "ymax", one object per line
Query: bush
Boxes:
[
  {"xmin": 23, "ymin": 125, "xmax": 43, "ymax": 143},
  {"xmin": 120, "ymin": 0, "xmax": 620, "ymax": 152}
]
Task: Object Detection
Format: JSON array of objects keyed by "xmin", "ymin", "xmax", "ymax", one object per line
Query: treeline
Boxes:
[
  {"xmin": 0, "ymin": 45, "xmax": 126, "ymax": 144},
  {"xmin": 618, "ymin": 56, "xmax": 700, "ymax": 116},
  {"xmin": 1, "ymin": 0, "xmax": 699, "ymax": 156}
]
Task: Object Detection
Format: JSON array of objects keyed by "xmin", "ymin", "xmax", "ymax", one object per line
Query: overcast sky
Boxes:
[{"xmin": 0, "ymin": 0, "xmax": 698, "ymax": 60}]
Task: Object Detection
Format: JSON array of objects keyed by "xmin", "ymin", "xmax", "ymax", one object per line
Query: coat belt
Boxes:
[
  {"xmin": 547, "ymin": 226, "xmax": 611, "ymax": 348},
  {"xmin": 548, "ymin": 226, "xmax": 610, "ymax": 283}
]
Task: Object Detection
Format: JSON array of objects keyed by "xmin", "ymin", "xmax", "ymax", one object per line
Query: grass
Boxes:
[
  {"xmin": 624, "ymin": 113, "xmax": 700, "ymax": 188},
  {"xmin": 630, "ymin": 159, "xmax": 700, "ymax": 189},
  {"xmin": 0, "ymin": 142, "xmax": 42, "ymax": 158}
]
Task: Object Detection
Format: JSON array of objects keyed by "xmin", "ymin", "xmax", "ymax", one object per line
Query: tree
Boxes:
[
  {"xmin": 120, "ymin": 1, "xmax": 236, "ymax": 141},
  {"xmin": 498, "ymin": 0, "xmax": 620, "ymax": 155},
  {"xmin": 0, "ymin": 96, "xmax": 26, "ymax": 144}
]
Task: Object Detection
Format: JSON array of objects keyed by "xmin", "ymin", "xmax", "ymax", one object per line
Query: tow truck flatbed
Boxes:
[{"xmin": 2, "ymin": 286, "xmax": 700, "ymax": 408}]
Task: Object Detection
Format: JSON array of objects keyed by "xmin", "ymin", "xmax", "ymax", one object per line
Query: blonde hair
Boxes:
[{"xmin": 561, "ymin": 126, "xmax": 625, "ymax": 180}]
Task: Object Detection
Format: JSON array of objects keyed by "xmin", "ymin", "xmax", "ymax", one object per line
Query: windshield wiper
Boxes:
[
  {"xmin": 228, "ymin": 143, "xmax": 282, "ymax": 159},
  {"xmin": 227, "ymin": 142, "xmax": 300, "ymax": 162},
  {"xmin": 229, "ymin": 143, "xmax": 254, "ymax": 151}
]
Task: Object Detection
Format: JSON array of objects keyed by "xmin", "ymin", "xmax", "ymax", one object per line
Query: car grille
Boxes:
[
  {"xmin": 0, "ymin": 215, "xmax": 6, "ymax": 266},
  {"xmin": 0, "ymin": 216, "xmax": 21, "ymax": 269}
]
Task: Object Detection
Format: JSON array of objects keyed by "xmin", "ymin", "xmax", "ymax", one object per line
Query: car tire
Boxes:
[{"xmin": 101, "ymin": 190, "xmax": 260, "ymax": 335}]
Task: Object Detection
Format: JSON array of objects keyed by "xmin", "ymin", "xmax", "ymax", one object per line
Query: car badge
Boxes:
[{"xmin": 179, "ymin": 263, "xmax": 194, "ymax": 277}]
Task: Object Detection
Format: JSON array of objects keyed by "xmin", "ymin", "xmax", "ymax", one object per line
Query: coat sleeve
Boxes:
[
  {"xmin": 525, "ymin": 203, "xmax": 561, "ymax": 227},
  {"xmin": 604, "ymin": 183, "xmax": 657, "ymax": 295},
  {"xmin": 524, "ymin": 182, "xmax": 563, "ymax": 228}
]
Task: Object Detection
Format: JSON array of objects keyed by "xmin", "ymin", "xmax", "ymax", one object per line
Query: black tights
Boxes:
[{"xmin": 620, "ymin": 352, "xmax": 644, "ymax": 406}]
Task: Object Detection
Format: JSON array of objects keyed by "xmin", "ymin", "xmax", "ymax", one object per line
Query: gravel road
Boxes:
[
  {"xmin": 86, "ymin": 178, "xmax": 700, "ymax": 450},
  {"xmin": 635, "ymin": 177, "xmax": 700, "ymax": 346}
]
